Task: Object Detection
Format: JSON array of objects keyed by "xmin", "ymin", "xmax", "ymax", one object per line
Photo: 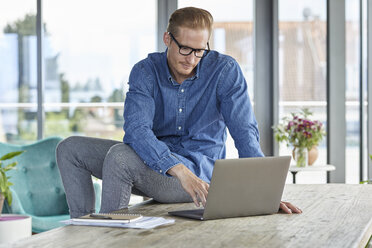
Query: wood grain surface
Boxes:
[{"xmin": 3, "ymin": 184, "xmax": 372, "ymax": 248}]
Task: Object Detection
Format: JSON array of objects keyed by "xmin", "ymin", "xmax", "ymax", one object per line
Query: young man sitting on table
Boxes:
[{"xmin": 56, "ymin": 7, "xmax": 302, "ymax": 218}]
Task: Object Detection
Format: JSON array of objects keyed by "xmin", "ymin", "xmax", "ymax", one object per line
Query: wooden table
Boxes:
[
  {"xmin": 4, "ymin": 184, "xmax": 372, "ymax": 248},
  {"xmin": 289, "ymin": 164, "xmax": 336, "ymax": 184}
]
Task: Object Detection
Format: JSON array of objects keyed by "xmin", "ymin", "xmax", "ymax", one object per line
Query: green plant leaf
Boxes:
[
  {"xmin": 0, "ymin": 171, "xmax": 7, "ymax": 191},
  {"xmin": 0, "ymin": 170, "xmax": 5, "ymax": 181},
  {"xmin": 0, "ymin": 150, "xmax": 23, "ymax": 205},
  {"xmin": 4, "ymin": 189, "xmax": 12, "ymax": 206},
  {"xmin": 0, "ymin": 151, "xmax": 24, "ymax": 161},
  {"xmin": 4, "ymin": 162, "xmax": 17, "ymax": 171},
  {"xmin": 0, "ymin": 181, "xmax": 5, "ymax": 191}
]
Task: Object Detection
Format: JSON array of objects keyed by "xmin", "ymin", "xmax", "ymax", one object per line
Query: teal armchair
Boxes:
[{"xmin": 0, "ymin": 137, "xmax": 101, "ymax": 233}]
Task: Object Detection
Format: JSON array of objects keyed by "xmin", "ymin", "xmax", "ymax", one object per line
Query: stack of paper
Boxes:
[{"xmin": 62, "ymin": 216, "xmax": 175, "ymax": 229}]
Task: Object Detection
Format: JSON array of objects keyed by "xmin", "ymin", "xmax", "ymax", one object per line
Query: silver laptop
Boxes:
[{"xmin": 168, "ymin": 156, "xmax": 291, "ymax": 220}]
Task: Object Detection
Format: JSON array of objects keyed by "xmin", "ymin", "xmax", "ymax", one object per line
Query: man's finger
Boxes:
[
  {"xmin": 280, "ymin": 202, "xmax": 292, "ymax": 214},
  {"xmin": 196, "ymin": 190, "xmax": 207, "ymax": 207},
  {"xmin": 289, "ymin": 205, "xmax": 302, "ymax": 213},
  {"xmin": 204, "ymin": 182, "xmax": 210, "ymax": 191},
  {"xmin": 200, "ymin": 186, "xmax": 208, "ymax": 199},
  {"xmin": 283, "ymin": 201, "xmax": 302, "ymax": 213},
  {"xmin": 191, "ymin": 192, "xmax": 200, "ymax": 207},
  {"xmin": 193, "ymin": 198, "xmax": 200, "ymax": 207}
]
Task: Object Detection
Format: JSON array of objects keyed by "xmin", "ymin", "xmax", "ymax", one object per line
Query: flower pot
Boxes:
[
  {"xmin": 308, "ymin": 146, "xmax": 319, "ymax": 166},
  {"xmin": 0, "ymin": 193, "xmax": 4, "ymax": 216}
]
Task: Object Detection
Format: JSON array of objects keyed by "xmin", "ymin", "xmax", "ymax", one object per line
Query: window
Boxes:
[
  {"xmin": 0, "ymin": 1, "xmax": 37, "ymax": 143},
  {"xmin": 345, "ymin": 0, "xmax": 361, "ymax": 183},
  {"xmin": 278, "ymin": 0, "xmax": 327, "ymax": 183},
  {"xmin": 41, "ymin": 0, "xmax": 157, "ymax": 140}
]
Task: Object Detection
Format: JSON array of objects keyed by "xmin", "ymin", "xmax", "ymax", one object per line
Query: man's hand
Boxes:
[
  {"xmin": 279, "ymin": 201, "xmax": 302, "ymax": 214},
  {"xmin": 168, "ymin": 164, "xmax": 209, "ymax": 207}
]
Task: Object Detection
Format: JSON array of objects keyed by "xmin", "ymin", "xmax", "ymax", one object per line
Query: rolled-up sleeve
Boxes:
[
  {"xmin": 123, "ymin": 62, "xmax": 181, "ymax": 175},
  {"xmin": 217, "ymin": 59, "xmax": 264, "ymax": 158}
]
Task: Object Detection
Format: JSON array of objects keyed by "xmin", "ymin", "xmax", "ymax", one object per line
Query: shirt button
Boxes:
[
  {"xmin": 181, "ymin": 89, "xmax": 184, "ymax": 93},
  {"xmin": 178, "ymin": 126, "xmax": 182, "ymax": 130},
  {"xmin": 179, "ymin": 108, "xmax": 182, "ymax": 113},
  {"xmin": 159, "ymin": 170, "xmax": 163, "ymax": 173}
]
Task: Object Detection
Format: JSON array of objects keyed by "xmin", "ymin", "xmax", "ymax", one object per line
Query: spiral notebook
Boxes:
[
  {"xmin": 63, "ymin": 215, "xmax": 175, "ymax": 229},
  {"xmin": 72, "ymin": 213, "xmax": 143, "ymax": 224}
]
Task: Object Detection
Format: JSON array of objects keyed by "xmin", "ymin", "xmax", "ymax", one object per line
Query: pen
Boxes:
[{"xmin": 89, "ymin": 214, "xmax": 112, "ymax": 219}]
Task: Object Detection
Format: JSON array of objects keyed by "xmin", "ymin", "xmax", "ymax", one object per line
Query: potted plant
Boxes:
[
  {"xmin": 0, "ymin": 151, "xmax": 23, "ymax": 215},
  {"xmin": 273, "ymin": 108, "xmax": 326, "ymax": 167}
]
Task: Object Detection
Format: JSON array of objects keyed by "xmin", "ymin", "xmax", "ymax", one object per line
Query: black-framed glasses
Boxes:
[{"xmin": 168, "ymin": 32, "xmax": 210, "ymax": 58}]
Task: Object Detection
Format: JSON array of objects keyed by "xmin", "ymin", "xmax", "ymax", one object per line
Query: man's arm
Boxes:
[{"xmin": 217, "ymin": 59, "xmax": 264, "ymax": 158}]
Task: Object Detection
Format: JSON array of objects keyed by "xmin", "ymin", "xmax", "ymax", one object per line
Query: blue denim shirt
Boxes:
[{"xmin": 123, "ymin": 50, "xmax": 264, "ymax": 183}]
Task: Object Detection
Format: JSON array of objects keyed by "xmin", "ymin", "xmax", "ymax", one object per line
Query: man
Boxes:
[{"xmin": 57, "ymin": 7, "xmax": 301, "ymax": 218}]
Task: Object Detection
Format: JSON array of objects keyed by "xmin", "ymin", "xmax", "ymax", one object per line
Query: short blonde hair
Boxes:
[{"xmin": 167, "ymin": 7, "xmax": 214, "ymax": 38}]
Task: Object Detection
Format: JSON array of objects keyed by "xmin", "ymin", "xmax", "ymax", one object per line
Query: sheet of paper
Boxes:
[{"xmin": 61, "ymin": 216, "xmax": 175, "ymax": 229}]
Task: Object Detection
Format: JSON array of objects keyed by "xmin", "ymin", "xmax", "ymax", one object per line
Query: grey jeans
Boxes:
[{"xmin": 56, "ymin": 136, "xmax": 192, "ymax": 218}]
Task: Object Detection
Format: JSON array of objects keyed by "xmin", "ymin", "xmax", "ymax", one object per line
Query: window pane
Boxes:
[
  {"xmin": 43, "ymin": 0, "xmax": 157, "ymax": 140},
  {"xmin": 178, "ymin": 0, "xmax": 254, "ymax": 158},
  {"xmin": 178, "ymin": 1, "xmax": 254, "ymax": 100},
  {"xmin": 278, "ymin": 0, "xmax": 327, "ymax": 183},
  {"xmin": 345, "ymin": 0, "xmax": 360, "ymax": 184},
  {"xmin": 0, "ymin": 2, "xmax": 37, "ymax": 143}
]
